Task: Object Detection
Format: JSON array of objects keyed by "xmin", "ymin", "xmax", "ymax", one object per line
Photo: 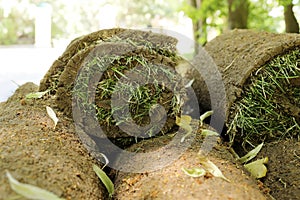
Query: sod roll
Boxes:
[
  {"xmin": 39, "ymin": 28, "xmax": 188, "ymax": 144},
  {"xmin": 114, "ymin": 126, "xmax": 269, "ymax": 200},
  {"xmin": 198, "ymin": 29, "xmax": 300, "ymax": 149}
]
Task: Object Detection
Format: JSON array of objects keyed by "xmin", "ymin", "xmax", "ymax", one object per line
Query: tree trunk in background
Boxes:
[
  {"xmin": 189, "ymin": 0, "xmax": 207, "ymax": 52},
  {"xmin": 227, "ymin": 0, "xmax": 249, "ymax": 30},
  {"xmin": 284, "ymin": 4, "xmax": 299, "ymax": 33}
]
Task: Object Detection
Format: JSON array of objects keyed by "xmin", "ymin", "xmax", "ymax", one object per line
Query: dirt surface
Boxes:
[
  {"xmin": 0, "ymin": 83, "xmax": 106, "ymax": 200},
  {"xmin": 0, "ymin": 83, "xmax": 271, "ymax": 200},
  {"xmin": 114, "ymin": 128, "xmax": 270, "ymax": 200},
  {"xmin": 258, "ymin": 139, "xmax": 300, "ymax": 200}
]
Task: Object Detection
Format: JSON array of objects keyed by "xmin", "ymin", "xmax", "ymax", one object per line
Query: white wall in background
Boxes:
[{"xmin": 0, "ymin": 47, "xmax": 64, "ymax": 102}]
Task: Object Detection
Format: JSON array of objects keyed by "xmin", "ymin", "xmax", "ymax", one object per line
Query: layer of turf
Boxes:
[
  {"xmin": 72, "ymin": 36, "xmax": 185, "ymax": 140},
  {"xmin": 228, "ymin": 48, "xmax": 300, "ymax": 150}
]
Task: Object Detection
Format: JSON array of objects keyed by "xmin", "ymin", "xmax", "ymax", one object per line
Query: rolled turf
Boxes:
[
  {"xmin": 39, "ymin": 28, "xmax": 189, "ymax": 147},
  {"xmin": 196, "ymin": 29, "xmax": 300, "ymax": 151}
]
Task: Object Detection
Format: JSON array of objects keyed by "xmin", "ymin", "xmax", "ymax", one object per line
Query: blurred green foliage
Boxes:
[
  {"xmin": 114, "ymin": 0, "xmax": 181, "ymax": 27},
  {"xmin": 0, "ymin": 0, "xmax": 34, "ymax": 45},
  {"xmin": 179, "ymin": 0, "xmax": 298, "ymax": 44},
  {"xmin": 248, "ymin": 0, "xmax": 283, "ymax": 32},
  {"xmin": 0, "ymin": 0, "xmax": 298, "ymax": 45}
]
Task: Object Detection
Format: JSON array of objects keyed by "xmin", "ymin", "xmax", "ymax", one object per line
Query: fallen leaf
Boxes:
[
  {"xmin": 26, "ymin": 90, "xmax": 49, "ymax": 99},
  {"xmin": 238, "ymin": 143, "xmax": 264, "ymax": 164},
  {"xmin": 6, "ymin": 171, "xmax": 64, "ymax": 200},
  {"xmin": 46, "ymin": 106, "xmax": 59, "ymax": 129},
  {"xmin": 93, "ymin": 165, "xmax": 114, "ymax": 197},
  {"xmin": 199, "ymin": 110, "xmax": 213, "ymax": 127},
  {"xmin": 244, "ymin": 157, "xmax": 268, "ymax": 179},
  {"xmin": 176, "ymin": 115, "xmax": 192, "ymax": 125},
  {"xmin": 201, "ymin": 129, "xmax": 219, "ymax": 137},
  {"xmin": 199, "ymin": 156, "xmax": 230, "ymax": 182},
  {"xmin": 176, "ymin": 115, "xmax": 193, "ymax": 142},
  {"xmin": 182, "ymin": 167, "xmax": 206, "ymax": 177}
]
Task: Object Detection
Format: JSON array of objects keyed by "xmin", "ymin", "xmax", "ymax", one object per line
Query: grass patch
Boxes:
[
  {"xmin": 73, "ymin": 38, "xmax": 185, "ymax": 139},
  {"xmin": 228, "ymin": 48, "xmax": 300, "ymax": 150}
]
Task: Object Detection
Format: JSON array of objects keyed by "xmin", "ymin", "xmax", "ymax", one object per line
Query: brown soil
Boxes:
[
  {"xmin": 0, "ymin": 83, "xmax": 106, "ymax": 200},
  {"xmin": 0, "ymin": 83, "xmax": 271, "ymax": 200},
  {"xmin": 258, "ymin": 139, "xmax": 300, "ymax": 200},
  {"xmin": 114, "ymin": 128, "xmax": 270, "ymax": 200}
]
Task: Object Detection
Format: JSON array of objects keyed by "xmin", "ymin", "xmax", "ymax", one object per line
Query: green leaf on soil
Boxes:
[
  {"xmin": 25, "ymin": 90, "xmax": 49, "ymax": 99},
  {"xmin": 199, "ymin": 110, "xmax": 213, "ymax": 127},
  {"xmin": 199, "ymin": 156, "xmax": 230, "ymax": 182},
  {"xmin": 244, "ymin": 157, "xmax": 268, "ymax": 178},
  {"xmin": 6, "ymin": 171, "xmax": 64, "ymax": 200},
  {"xmin": 93, "ymin": 165, "xmax": 114, "ymax": 197},
  {"xmin": 46, "ymin": 106, "xmax": 59, "ymax": 130},
  {"xmin": 238, "ymin": 143, "xmax": 264, "ymax": 164},
  {"xmin": 201, "ymin": 129, "xmax": 219, "ymax": 137},
  {"xmin": 182, "ymin": 167, "xmax": 206, "ymax": 177},
  {"xmin": 176, "ymin": 115, "xmax": 192, "ymax": 126},
  {"xmin": 176, "ymin": 115, "xmax": 193, "ymax": 142}
]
